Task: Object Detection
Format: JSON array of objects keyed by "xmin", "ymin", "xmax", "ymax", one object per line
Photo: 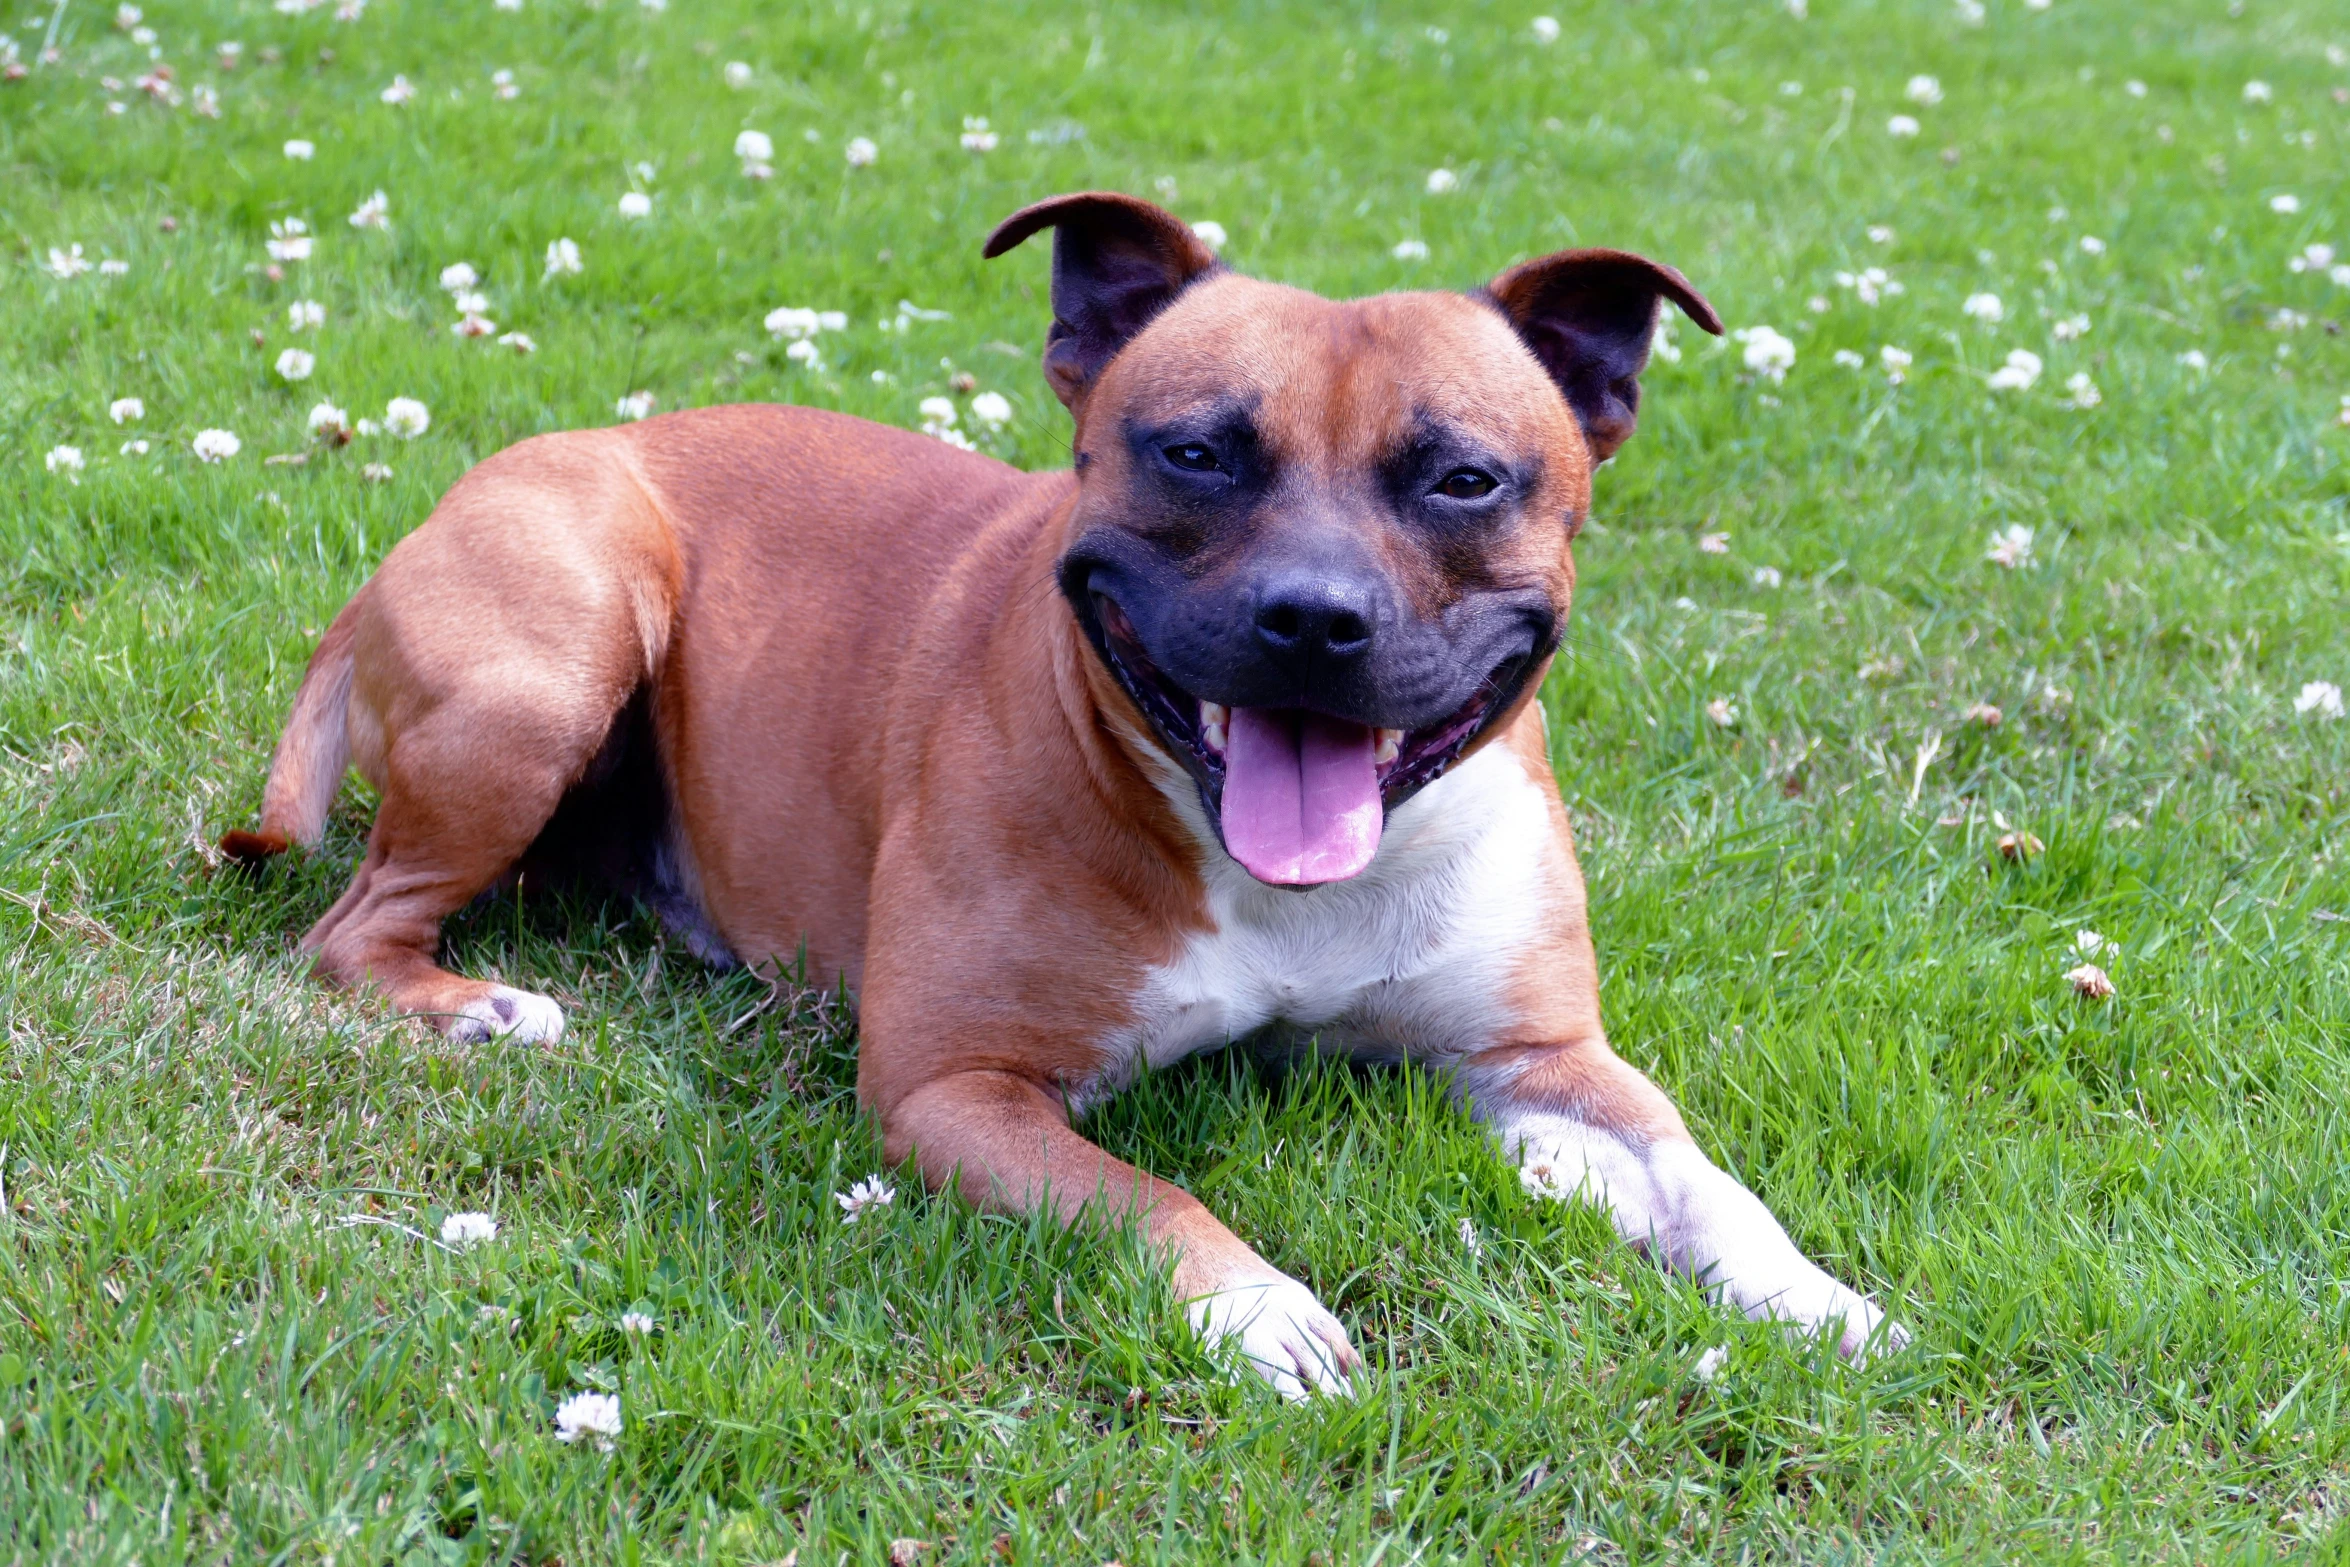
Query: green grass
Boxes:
[{"xmin": 5, "ymin": 0, "xmax": 2350, "ymax": 1559}]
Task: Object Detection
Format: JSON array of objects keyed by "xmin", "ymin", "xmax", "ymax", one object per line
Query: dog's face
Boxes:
[{"xmin": 987, "ymin": 194, "xmax": 1720, "ymax": 886}]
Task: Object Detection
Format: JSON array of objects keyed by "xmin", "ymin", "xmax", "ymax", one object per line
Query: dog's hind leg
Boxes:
[{"xmin": 279, "ymin": 435, "xmax": 683, "ymax": 1043}]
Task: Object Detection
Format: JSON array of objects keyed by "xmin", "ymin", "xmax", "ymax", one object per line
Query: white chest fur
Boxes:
[{"xmin": 1095, "ymin": 737, "xmax": 1559, "ymax": 1096}]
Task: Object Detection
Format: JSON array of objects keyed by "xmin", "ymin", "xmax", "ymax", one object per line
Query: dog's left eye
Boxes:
[
  {"xmin": 1433, "ymin": 467, "xmax": 1500, "ymax": 500},
  {"xmin": 1163, "ymin": 442, "xmax": 1222, "ymax": 473}
]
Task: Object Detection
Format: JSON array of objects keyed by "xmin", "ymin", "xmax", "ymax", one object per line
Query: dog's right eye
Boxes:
[{"xmin": 1163, "ymin": 443, "xmax": 1221, "ymax": 473}]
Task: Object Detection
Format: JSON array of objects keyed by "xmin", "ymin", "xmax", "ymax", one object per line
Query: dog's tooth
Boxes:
[
  {"xmin": 1374, "ymin": 728, "xmax": 1403, "ymax": 766},
  {"xmin": 1200, "ymin": 701, "xmax": 1229, "ymax": 754}
]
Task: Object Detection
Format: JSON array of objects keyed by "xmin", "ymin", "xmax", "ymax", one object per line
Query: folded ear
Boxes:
[
  {"xmin": 1484, "ymin": 249, "xmax": 1724, "ymax": 464},
  {"xmin": 984, "ymin": 192, "xmax": 1223, "ymax": 411}
]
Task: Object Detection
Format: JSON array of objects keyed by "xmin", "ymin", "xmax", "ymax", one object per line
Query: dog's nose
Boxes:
[{"xmin": 1252, "ymin": 572, "xmax": 1377, "ymax": 667}]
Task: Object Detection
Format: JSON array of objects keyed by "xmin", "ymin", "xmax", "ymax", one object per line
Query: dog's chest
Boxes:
[{"xmin": 1099, "ymin": 741, "xmax": 1558, "ymax": 1088}]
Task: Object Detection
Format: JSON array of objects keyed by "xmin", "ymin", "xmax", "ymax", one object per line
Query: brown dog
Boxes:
[{"xmin": 224, "ymin": 193, "xmax": 1903, "ymax": 1396}]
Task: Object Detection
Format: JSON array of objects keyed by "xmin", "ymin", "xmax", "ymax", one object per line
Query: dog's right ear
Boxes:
[{"xmin": 983, "ymin": 192, "xmax": 1222, "ymax": 411}]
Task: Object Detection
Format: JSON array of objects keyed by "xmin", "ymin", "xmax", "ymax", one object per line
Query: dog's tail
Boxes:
[{"xmin": 219, "ymin": 596, "xmax": 361, "ymax": 867}]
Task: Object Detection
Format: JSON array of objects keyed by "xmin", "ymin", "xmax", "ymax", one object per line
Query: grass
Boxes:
[{"xmin": 4, "ymin": 0, "xmax": 2350, "ymax": 1559}]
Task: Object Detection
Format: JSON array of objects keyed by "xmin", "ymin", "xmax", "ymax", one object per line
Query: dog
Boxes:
[{"xmin": 223, "ymin": 192, "xmax": 1904, "ymax": 1396}]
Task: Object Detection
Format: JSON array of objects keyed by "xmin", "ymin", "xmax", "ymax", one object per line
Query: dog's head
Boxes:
[{"xmin": 985, "ymin": 192, "xmax": 1721, "ymax": 888}]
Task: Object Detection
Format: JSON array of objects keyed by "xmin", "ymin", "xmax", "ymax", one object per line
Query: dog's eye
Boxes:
[
  {"xmin": 1434, "ymin": 468, "xmax": 1499, "ymax": 500},
  {"xmin": 1163, "ymin": 443, "xmax": 1222, "ymax": 473}
]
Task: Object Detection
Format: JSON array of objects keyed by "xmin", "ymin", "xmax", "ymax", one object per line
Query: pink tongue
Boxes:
[{"xmin": 1219, "ymin": 708, "xmax": 1383, "ymax": 885}]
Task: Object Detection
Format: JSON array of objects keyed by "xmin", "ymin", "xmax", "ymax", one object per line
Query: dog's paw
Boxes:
[
  {"xmin": 1186, "ymin": 1275, "xmax": 1358, "ymax": 1401},
  {"xmin": 446, "ymin": 986, "xmax": 566, "ymax": 1046},
  {"xmin": 1732, "ymin": 1264, "xmax": 1909, "ymax": 1363}
]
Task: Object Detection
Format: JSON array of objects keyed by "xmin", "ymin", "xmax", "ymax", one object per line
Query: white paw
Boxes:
[
  {"xmin": 447, "ymin": 986, "xmax": 566, "ymax": 1045},
  {"xmin": 1186, "ymin": 1275, "xmax": 1358, "ymax": 1400},
  {"xmin": 1723, "ymin": 1260, "xmax": 1909, "ymax": 1362}
]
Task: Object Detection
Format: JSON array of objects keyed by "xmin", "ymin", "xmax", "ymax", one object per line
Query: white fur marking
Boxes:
[
  {"xmin": 1498, "ymin": 1107, "xmax": 1906, "ymax": 1359},
  {"xmin": 448, "ymin": 985, "xmax": 567, "ymax": 1046},
  {"xmin": 1097, "ymin": 739, "xmax": 1556, "ymax": 1094},
  {"xmin": 1186, "ymin": 1274, "xmax": 1356, "ymax": 1400}
]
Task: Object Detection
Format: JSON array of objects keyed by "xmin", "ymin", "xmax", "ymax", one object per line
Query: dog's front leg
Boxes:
[
  {"xmin": 879, "ymin": 1068, "xmax": 1359, "ymax": 1398},
  {"xmin": 1454, "ymin": 1040, "xmax": 1906, "ymax": 1359}
]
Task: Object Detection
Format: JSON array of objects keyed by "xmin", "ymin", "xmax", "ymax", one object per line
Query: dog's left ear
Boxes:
[
  {"xmin": 1484, "ymin": 249, "xmax": 1724, "ymax": 463},
  {"xmin": 984, "ymin": 191, "xmax": 1223, "ymax": 412}
]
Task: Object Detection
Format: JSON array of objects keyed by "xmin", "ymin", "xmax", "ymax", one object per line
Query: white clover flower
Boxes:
[
  {"xmin": 1880, "ymin": 345, "xmax": 1914, "ymax": 383},
  {"xmin": 1832, "ymin": 265, "xmax": 1901, "ymax": 305},
  {"xmin": 498, "ymin": 331, "xmax": 536, "ymax": 353},
  {"xmin": 1733, "ymin": 325, "xmax": 1795, "ymax": 381},
  {"xmin": 192, "ymin": 428, "xmax": 241, "ymax": 462},
  {"xmin": 1833, "ymin": 348, "xmax": 1865, "ymax": 368},
  {"xmin": 918, "ymin": 396, "xmax": 957, "ymax": 427},
  {"xmin": 491, "ymin": 68, "xmax": 518, "ymax": 100},
  {"xmin": 2075, "ymin": 929, "xmax": 2111, "ymax": 956},
  {"xmin": 383, "ymin": 397, "xmax": 431, "ymax": 438},
  {"xmin": 361, "ymin": 461, "xmax": 393, "ymax": 480},
  {"xmin": 44, "ymin": 445, "xmax": 84, "ymax": 478},
  {"xmin": 439, "ymin": 1210, "xmax": 497, "ymax": 1247},
  {"xmin": 2270, "ymin": 193, "xmax": 2301, "ymax": 214},
  {"xmin": 554, "ymin": 1390, "xmax": 621, "ymax": 1451},
  {"xmin": 437, "ymin": 262, "xmax": 479, "ymax": 295},
  {"xmin": 2065, "ymin": 963, "xmax": 2115, "ymax": 999},
  {"xmin": 2243, "ymin": 80, "xmax": 2273, "ymax": 104},
  {"xmin": 543, "ymin": 236, "xmax": 582, "ymax": 278},
  {"xmin": 109, "ymin": 397, "xmax": 144, "ymax": 424},
  {"xmin": 1987, "ymin": 348, "xmax": 2043, "ymax": 390},
  {"xmin": 615, "ymin": 391, "xmax": 656, "ymax": 420},
  {"xmin": 380, "ymin": 74, "xmax": 415, "ymax": 105},
  {"xmin": 455, "ymin": 312, "xmax": 497, "ymax": 337},
  {"xmin": 1458, "ymin": 1216, "xmax": 1482, "ymax": 1255},
  {"xmin": 307, "ymin": 401, "xmax": 348, "ymax": 435},
  {"xmin": 1392, "ymin": 238, "xmax": 1430, "ymax": 262},
  {"xmin": 1698, "ymin": 531, "xmax": 1730, "ymax": 554},
  {"xmin": 1904, "ymin": 74, "xmax": 1943, "ymax": 106},
  {"xmin": 284, "ymin": 299, "xmax": 325, "ymax": 331},
  {"xmin": 2077, "ymin": 235, "xmax": 2106, "ymax": 256},
  {"xmin": 274, "ymin": 347, "xmax": 315, "ymax": 381},
  {"xmin": 115, "ymin": 3, "xmax": 141, "ymax": 26},
  {"xmin": 2061, "ymin": 371, "xmax": 2100, "ymax": 408},
  {"xmin": 2288, "ymin": 243, "xmax": 2337, "ymax": 273},
  {"xmin": 2125, "ymin": 78, "xmax": 2147, "ymax": 97},
  {"xmin": 845, "ymin": 135, "xmax": 877, "ymax": 167},
  {"xmin": 348, "ymin": 190, "xmax": 391, "ymax": 229},
  {"xmin": 836, "ymin": 1174, "xmax": 897, "ymax": 1222},
  {"xmin": 1693, "ymin": 1345, "xmax": 1730, "ymax": 1381},
  {"xmin": 1705, "ymin": 697, "xmax": 1738, "ymax": 727},
  {"xmin": 1867, "ymin": 224, "xmax": 1895, "ymax": 244},
  {"xmin": 1984, "ymin": 524, "xmax": 2034, "ymax": 568},
  {"xmin": 617, "ymin": 191, "xmax": 652, "ymax": 219},
  {"xmin": 764, "ymin": 306, "xmax": 820, "ymax": 339},
  {"xmin": 121, "ymin": 439, "xmax": 150, "ymax": 455},
  {"xmin": 46, "ymin": 244, "xmax": 92, "ymax": 280},
  {"xmin": 1963, "ymin": 291, "xmax": 2004, "ymax": 323},
  {"xmin": 620, "ymin": 1310, "xmax": 655, "ymax": 1334},
  {"xmin": 1650, "ymin": 317, "xmax": 1680, "ymax": 363},
  {"xmin": 734, "ymin": 129, "xmax": 773, "ymax": 163},
  {"xmin": 1887, "ymin": 114, "xmax": 1921, "ymax": 137},
  {"xmin": 284, "ymin": 138, "xmax": 315, "ymax": 160},
  {"xmin": 2177, "ymin": 348, "xmax": 2208, "ymax": 372},
  {"xmin": 1752, "ymin": 565, "xmax": 1783, "ymax": 588},
  {"xmin": 2296, "ymin": 680, "xmax": 2345, "ymax": 718},
  {"xmin": 724, "ymin": 61, "xmax": 752, "ymax": 89},
  {"xmin": 1531, "ymin": 16, "xmax": 1560, "ymax": 43},
  {"xmin": 969, "ymin": 390, "xmax": 1012, "ymax": 428},
  {"xmin": 267, "ymin": 217, "xmax": 313, "ymax": 263},
  {"xmin": 1425, "ymin": 167, "xmax": 1458, "ymax": 194},
  {"xmin": 450, "ymin": 289, "xmax": 489, "ymax": 313},
  {"xmin": 959, "ymin": 116, "xmax": 998, "ymax": 153},
  {"xmin": 2052, "ymin": 312, "xmax": 2090, "ymax": 341},
  {"xmin": 1190, "ymin": 220, "xmax": 1227, "ymax": 253},
  {"xmin": 784, "ymin": 338, "xmax": 820, "ymax": 367}
]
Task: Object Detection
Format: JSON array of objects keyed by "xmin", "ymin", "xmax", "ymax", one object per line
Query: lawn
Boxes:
[{"xmin": 5, "ymin": 0, "xmax": 2350, "ymax": 1559}]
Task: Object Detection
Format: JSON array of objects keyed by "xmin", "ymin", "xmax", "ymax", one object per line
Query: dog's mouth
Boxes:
[{"xmin": 1086, "ymin": 595, "xmax": 1529, "ymax": 887}]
